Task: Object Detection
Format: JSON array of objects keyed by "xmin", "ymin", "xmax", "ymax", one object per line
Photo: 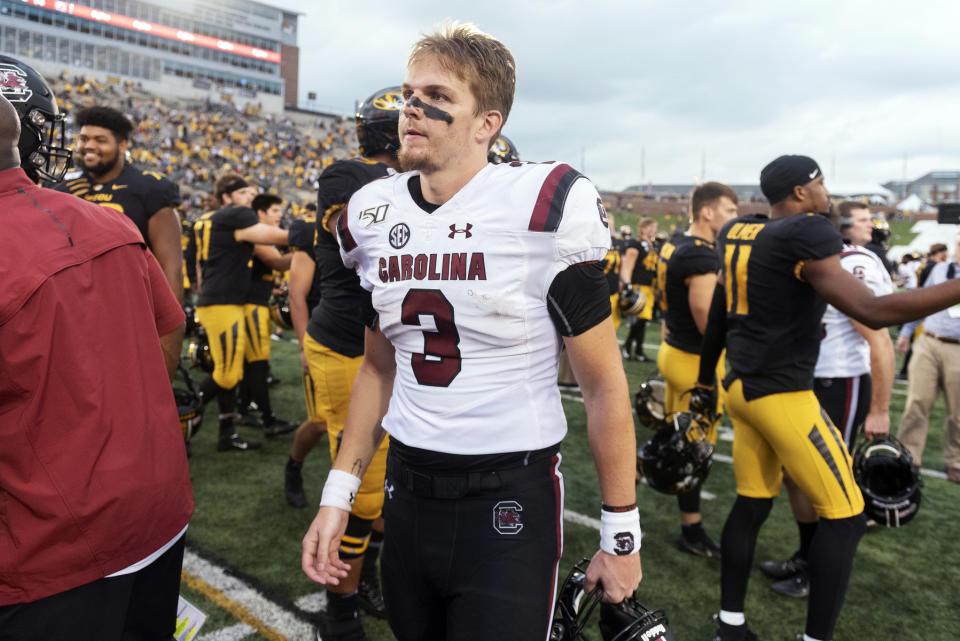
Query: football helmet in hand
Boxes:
[
  {"xmin": 853, "ymin": 435, "xmax": 922, "ymax": 527},
  {"xmin": 634, "ymin": 377, "xmax": 667, "ymax": 429},
  {"xmin": 637, "ymin": 412, "xmax": 714, "ymax": 495},
  {"xmin": 551, "ymin": 559, "xmax": 676, "ymax": 641}
]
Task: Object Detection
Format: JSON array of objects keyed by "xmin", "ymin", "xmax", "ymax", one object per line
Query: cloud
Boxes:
[{"xmin": 273, "ymin": 0, "xmax": 960, "ymax": 191}]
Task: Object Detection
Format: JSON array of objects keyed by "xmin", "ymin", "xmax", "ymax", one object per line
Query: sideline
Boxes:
[{"xmin": 183, "ymin": 549, "xmax": 315, "ymax": 641}]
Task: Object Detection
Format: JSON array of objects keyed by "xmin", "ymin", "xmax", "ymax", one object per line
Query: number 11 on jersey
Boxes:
[{"xmin": 724, "ymin": 244, "xmax": 752, "ymax": 315}]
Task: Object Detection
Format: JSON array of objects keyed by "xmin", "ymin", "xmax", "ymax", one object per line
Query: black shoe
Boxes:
[
  {"xmin": 263, "ymin": 418, "xmax": 297, "ymax": 437},
  {"xmin": 267, "ymin": 373, "xmax": 281, "ymax": 386},
  {"xmin": 317, "ymin": 616, "xmax": 368, "ymax": 641},
  {"xmin": 759, "ymin": 552, "xmax": 803, "ymax": 580},
  {"xmin": 357, "ymin": 574, "xmax": 386, "ymax": 619},
  {"xmin": 677, "ymin": 533, "xmax": 722, "ymax": 559},
  {"xmin": 217, "ymin": 433, "xmax": 261, "ymax": 452},
  {"xmin": 711, "ymin": 620, "xmax": 759, "ymax": 641},
  {"xmin": 285, "ymin": 462, "xmax": 307, "ymax": 508},
  {"xmin": 634, "ymin": 353, "xmax": 651, "ymax": 363},
  {"xmin": 771, "ymin": 568, "xmax": 809, "ymax": 598}
]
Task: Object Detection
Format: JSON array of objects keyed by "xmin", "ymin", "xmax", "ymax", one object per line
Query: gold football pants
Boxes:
[
  {"xmin": 196, "ymin": 305, "xmax": 246, "ymax": 389},
  {"xmin": 656, "ymin": 341, "xmax": 725, "ymax": 443},
  {"xmin": 725, "ymin": 378, "xmax": 864, "ymax": 519},
  {"xmin": 302, "ymin": 333, "xmax": 389, "ymax": 523},
  {"xmin": 243, "ymin": 303, "xmax": 272, "ymax": 363}
]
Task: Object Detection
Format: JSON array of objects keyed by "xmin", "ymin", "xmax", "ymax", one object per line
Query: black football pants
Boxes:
[{"xmin": 381, "ymin": 451, "xmax": 564, "ymax": 641}]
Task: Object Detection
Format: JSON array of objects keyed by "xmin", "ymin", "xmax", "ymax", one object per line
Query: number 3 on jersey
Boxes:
[{"xmin": 401, "ymin": 289, "xmax": 462, "ymax": 387}]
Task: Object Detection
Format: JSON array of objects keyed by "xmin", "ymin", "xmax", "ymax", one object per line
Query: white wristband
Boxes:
[
  {"xmin": 600, "ymin": 507, "xmax": 642, "ymax": 556},
  {"xmin": 319, "ymin": 469, "xmax": 362, "ymax": 511}
]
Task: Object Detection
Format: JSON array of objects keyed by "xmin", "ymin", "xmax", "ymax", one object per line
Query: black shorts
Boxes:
[
  {"xmin": 381, "ymin": 446, "xmax": 564, "ymax": 641},
  {"xmin": 814, "ymin": 373, "xmax": 872, "ymax": 451},
  {"xmin": 0, "ymin": 535, "xmax": 185, "ymax": 641}
]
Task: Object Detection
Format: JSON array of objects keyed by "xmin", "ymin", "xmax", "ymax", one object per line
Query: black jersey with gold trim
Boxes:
[
  {"xmin": 627, "ymin": 238, "xmax": 658, "ymax": 285},
  {"xmin": 601, "ymin": 247, "xmax": 621, "ymax": 295},
  {"xmin": 658, "ymin": 232, "xmax": 720, "ymax": 353},
  {"xmin": 288, "ymin": 216, "xmax": 321, "ymax": 310},
  {"xmin": 306, "ymin": 158, "xmax": 390, "ymax": 358},
  {"xmin": 247, "ymin": 254, "xmax": 274, "ymax": 306},
  {"xmin": 718, "ymin": 213, "xmax": 842, "ymax": 400},
  {"xmin": 54, "ymin": 164, "xmax": 180, "ymax": 245},
  {"xmin": 195, "ymin": 205, "xmax": 259, "ymax": 306}
]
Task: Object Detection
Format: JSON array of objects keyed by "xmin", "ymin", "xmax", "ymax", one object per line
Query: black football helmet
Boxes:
[
  {"xmin": 0, "ymin": 55, "xmax": 71, "ymax": 183},
  {"xmin": 182, "ymin": 302, "xmax": 199, "ymax": 339},
  {"xmin": 638, "ymin": 412, "xmax": 714, "ymax": 495},
  {"xmin": 853, "ymin": 435, "xmax": 923, "ymax": 527},
  {"xmin": 488, "ymin": 135, "xmax": 520, "ymax": 164},
  {"xmin": 551, "ymin": 559, "xmax": 676, "ymax": 641},
  {"xmin": 173, "ymin": 363, "xmax": 203, "ymax": 442},
  {"xmin": 871, "ymin": 215, "xmax": 891, "ymax": 249},
  {"xmin": 618, "ymin": 287, "xmax": 646, "ymax": 317},
  {"xmin": 187, "ymin": 326, "xmax": 215, "ymax": 373},
  {"xmin": 634, "ymin": 377, "xmax": 666, "ymax": 429},
  {"xmin": 269, "ymin": 291, "xmax": 293, "ymax": 331},
  {"xmin": 356, "ymin": 86, "xmax": 402, "ymax": 157}
]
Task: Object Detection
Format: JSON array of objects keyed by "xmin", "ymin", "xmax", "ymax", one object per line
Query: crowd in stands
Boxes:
[{"xmin": 44, "ymin": 71, "xmax": 357, "ymax": 219}]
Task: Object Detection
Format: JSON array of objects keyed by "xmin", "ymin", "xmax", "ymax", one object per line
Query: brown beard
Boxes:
[{"xmin": 398, "ymin": 144, "xmax": 438, "ymax": 173}]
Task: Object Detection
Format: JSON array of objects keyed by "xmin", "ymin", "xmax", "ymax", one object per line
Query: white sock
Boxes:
[
  {"xmin": 803, "ymin": 635, "xmax": 824, "ymax": 641},
  {"xmin": 719, "ymin": 610, "xmax": 746, "ymax": 626}
]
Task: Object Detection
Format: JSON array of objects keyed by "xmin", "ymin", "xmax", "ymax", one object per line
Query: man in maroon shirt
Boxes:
[{"xmin": 0, "ymin": 66, "xmax": 193, "ymax": 641}]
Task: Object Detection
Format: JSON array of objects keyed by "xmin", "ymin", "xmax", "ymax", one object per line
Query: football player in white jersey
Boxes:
[
  {"xmin": 759, "ymin": 202, "xmax": 895, "ymax": 599},
  {"xmin": 301, "ymin": 23, "xmax": 642, "ymax": 641}
]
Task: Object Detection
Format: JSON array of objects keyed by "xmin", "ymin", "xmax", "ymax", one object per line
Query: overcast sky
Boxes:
[{"xmin": 271, "ymin": 0, "xmax": 960, "ymax": 194}]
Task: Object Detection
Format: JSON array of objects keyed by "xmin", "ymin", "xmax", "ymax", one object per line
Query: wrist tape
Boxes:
[
  {"xmin": 319, "ymin": 469, "xmax": 362, "ymax": 511},
  {"xmin": 600, "ymin": 505, "xmax": 642, "ymax": 556}
]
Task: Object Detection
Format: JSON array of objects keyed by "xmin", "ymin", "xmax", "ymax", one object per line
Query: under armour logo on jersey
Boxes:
[
  {"xmin": 492, "ymin": 500, "xmax": 523, "ymax": 535},
  {"xmin": 389, "ymin": 223, "xmax": 411, "ymax": 249},
  {"xmin": 448, "ymin": 223, "xmax": 473, "ymax": 239}
]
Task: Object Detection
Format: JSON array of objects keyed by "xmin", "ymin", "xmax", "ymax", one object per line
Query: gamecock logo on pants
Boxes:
[{"xmin": 492, "ymin": 500, "xmax": 523, "ymax": 535}]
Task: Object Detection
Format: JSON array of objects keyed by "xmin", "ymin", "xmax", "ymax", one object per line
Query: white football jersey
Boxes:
[
  {"xmin": 339, "ymin": 162, "xmax": 610, "ymax": 454},
  {"xmin": 814, "ymin": 244, "xmax": 893, "ymax": 378}
]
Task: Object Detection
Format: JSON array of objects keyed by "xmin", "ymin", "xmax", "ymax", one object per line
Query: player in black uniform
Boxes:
[
  {"xmin": 194, "ymin": 174, "xmax": 290, "ymax": 452},
  {"xmin": 655, "ymin": 182, "xmax": 739, "ymax": 559},
  {"xmin": 286, "ymin": 86, "xmax": 401, "ymax": 640},
  {"xmin": 620, "ymin": 217, "xmax": 658, "ymax": 360},
  {"xmin": 235, "ymin": 193, "xmax": 296, "ymax": 436},
  {"xmin": 694, "ymin": 155, "xmax": 960, "ymax": 641},
  {"xmin": 284, "ymin": 211, "xmax": 328, "ymax": 507},
  {"xmin": 55, "ymin": 106, "xmax": 183, "ymax": 301}
]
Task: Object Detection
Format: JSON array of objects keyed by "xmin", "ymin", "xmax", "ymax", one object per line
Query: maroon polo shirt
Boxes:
[{"xmin": 0, "ymin": 168, "xmax": 193, "ymax": 605}]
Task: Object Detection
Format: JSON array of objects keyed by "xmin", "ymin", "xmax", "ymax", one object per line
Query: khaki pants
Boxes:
[{"xmin": 896, "ymin": 333, "xmax": 960, "ymax": 469}]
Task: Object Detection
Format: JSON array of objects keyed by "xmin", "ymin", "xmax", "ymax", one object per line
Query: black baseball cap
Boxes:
[{"xmin": 760, "ymin": 155, "xmax": 823, "ymax": 205}]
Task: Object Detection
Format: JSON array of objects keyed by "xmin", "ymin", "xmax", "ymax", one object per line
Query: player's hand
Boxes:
[
  {"xmin": 299, "ymin": 349, "xmax": 309, "ymax": 375},
  {"xmin": 895, "ymin": 334, "xmax": 910, "ymax": 355},
  {"xmin": 863, "ymin": 411, "xmax": 890, "ymax": 440},
  {"xmin": 584, "ymin": 549, "xmax": 642, "ymax": 603},
  {"xmin": 301, "ymin": 506, "xmax": 351, "ymax": 585},
  {"xmin": 688, "ymin": 384, "xmax": 717, "ymax": 424}
]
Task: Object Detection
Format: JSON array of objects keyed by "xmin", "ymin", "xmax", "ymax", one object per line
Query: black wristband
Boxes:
[{"xmin": 601, "ymin": 503, "xmax": 638, "ymax": 513}]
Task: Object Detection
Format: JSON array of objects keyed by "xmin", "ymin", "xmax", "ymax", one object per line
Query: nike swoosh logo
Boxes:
[
  {"xmin": 112, "ymin": 185, "xmax": 127, "ymax": 190},
  {"xmin": 809, "ymin": 169, "xmax": 819, "ymax": 179}
]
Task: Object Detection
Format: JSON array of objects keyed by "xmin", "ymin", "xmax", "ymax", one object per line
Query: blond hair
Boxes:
[{"xmin": 409, "ymin": 22, "xmax": 516, "ymax": 134}]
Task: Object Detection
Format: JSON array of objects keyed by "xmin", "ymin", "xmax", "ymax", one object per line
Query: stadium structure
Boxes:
[{"xmin": 0, "ymin": 0, "xmax": 300, "ymax": 113}]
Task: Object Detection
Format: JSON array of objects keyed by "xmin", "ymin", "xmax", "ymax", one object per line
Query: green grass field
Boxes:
[{"xmin": 179, "ymin": 323, "xmax": 959, "ymax": 641}]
